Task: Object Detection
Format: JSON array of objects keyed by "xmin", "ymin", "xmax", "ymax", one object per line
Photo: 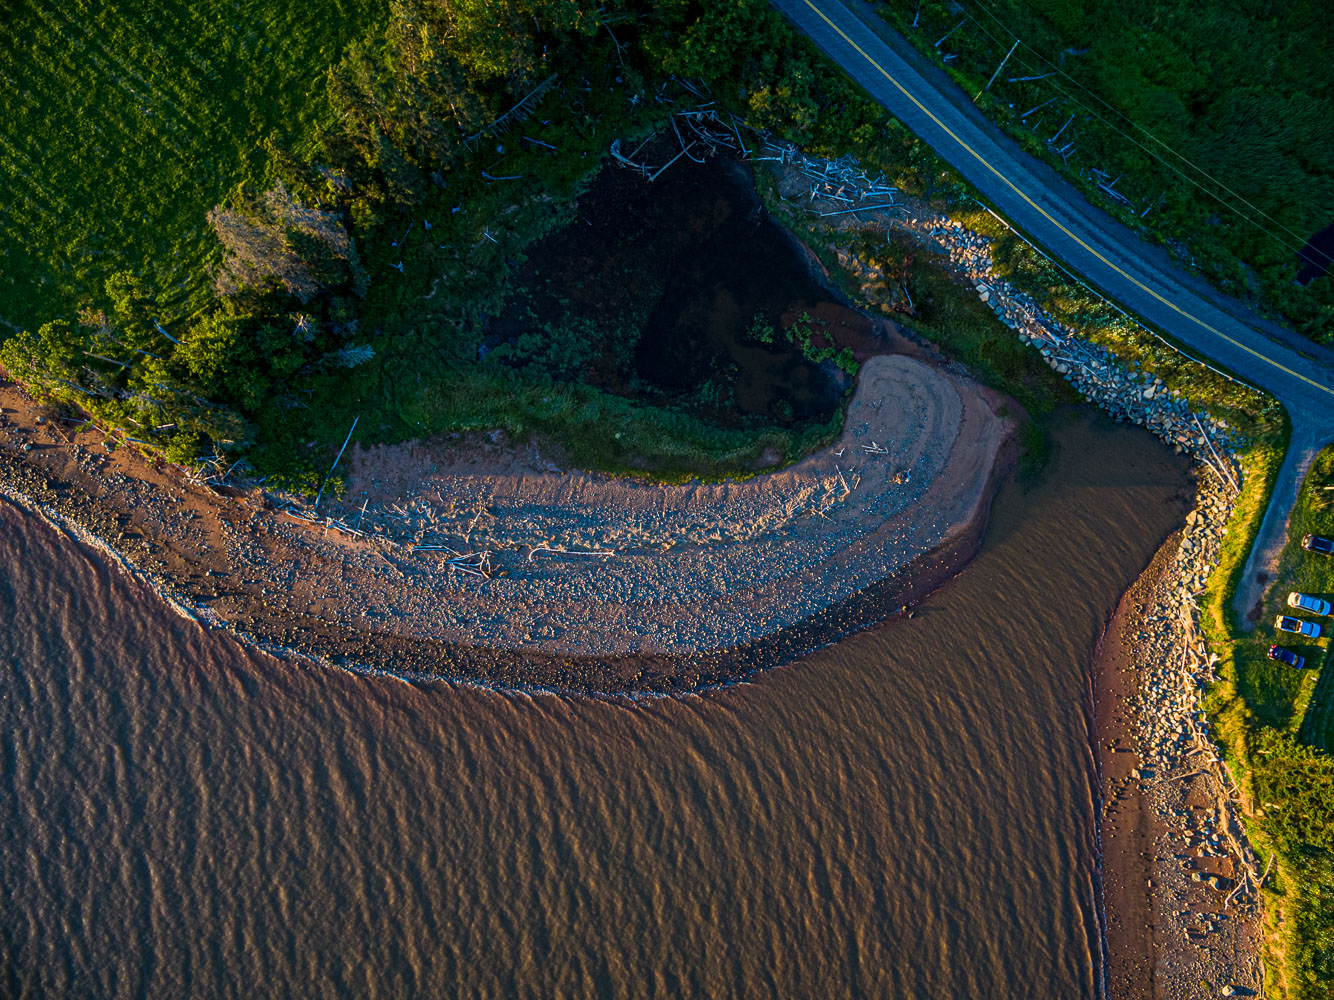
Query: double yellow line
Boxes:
[{"xmin": 799, "ymin": 0, "xmax": 1334, "ymax": 399}]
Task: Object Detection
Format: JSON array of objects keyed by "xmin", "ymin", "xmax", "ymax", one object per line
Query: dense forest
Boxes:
[
  {"xmin": 879, "ymin": 0, "xmax": 1334, "ymax": 343},
  {"xmin": 0, "ymin": 0, "xmax": 943, "ymax": 482}
]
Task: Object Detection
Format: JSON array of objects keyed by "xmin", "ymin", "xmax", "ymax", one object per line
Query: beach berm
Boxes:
[{"xmin": 0, "ymin": 352, "xmax": 1009, "ymax": 686}]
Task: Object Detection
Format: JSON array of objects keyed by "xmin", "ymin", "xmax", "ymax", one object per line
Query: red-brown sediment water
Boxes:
[{"xmin": 0, "ymin": 414, "xmax": 1190, "ymax": 998}]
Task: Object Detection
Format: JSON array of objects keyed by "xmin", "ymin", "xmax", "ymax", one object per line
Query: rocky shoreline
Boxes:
[
  {"xmin": 0, "ymin": 351, "xmax": 1010, "ymax": 693},
  {"xmin": 925, "ymin": 211, "xmax": 1266, "ymax": 997},
  {"xmin": 769, "ymin": 148, "xmax": 1262, "ymax": 995},
  {"xmin": 1094, "ymin": 475, "xmax": 1265, "ymax": 999},
  {"xmin": 1, "ymin": 142, "xmax": 1265, "ymax": 991},
  {"xmin": 774, "ymin": 148, "xmax": 1246, "ymax": 480},
  {"xmin": 906, "ymin": 195, "xmax": 1264, "ymax": 996}
]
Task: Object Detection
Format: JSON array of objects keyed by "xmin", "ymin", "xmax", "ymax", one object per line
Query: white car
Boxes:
[
  {"xmin": 1288, "ymin": 592, "xmax": 1332, "ymax": 616},
  {"xmin": 1275, "ymin": 615, "xmax": 1321, "ymax": 638}
]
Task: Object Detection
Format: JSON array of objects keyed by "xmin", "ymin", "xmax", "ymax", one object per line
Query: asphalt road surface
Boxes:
[{"xmin": 770, "ymin": 0, "xmax": 1334, "ymax": 619}]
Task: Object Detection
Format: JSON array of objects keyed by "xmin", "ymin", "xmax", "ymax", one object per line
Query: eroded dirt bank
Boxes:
[{"xmin": 0, "ymin": 353, "xmax": 1010, "ymax": 692}]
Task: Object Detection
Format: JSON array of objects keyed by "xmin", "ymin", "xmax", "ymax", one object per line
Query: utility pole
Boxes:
[
  {"xmin": 934, "ymin": 19, "xmax": 965, "ymax": 48},
  {"xmin": 983, "ymin": 40, "xmax": 1020, "ymax": 93}
]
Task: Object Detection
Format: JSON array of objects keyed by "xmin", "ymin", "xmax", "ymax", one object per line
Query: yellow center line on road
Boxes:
[{"xmin": 799, "ymin": 0, "xmax": 1334, "ymax": 399}]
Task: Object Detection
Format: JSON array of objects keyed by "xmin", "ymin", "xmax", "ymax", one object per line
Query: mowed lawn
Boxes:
[
  {"xmin": 0, "ymin": 0, "xmax": 382, "ymax": 330},
  {"xmin": 1232, "ymin": 445, "xmax": 1334, "ymax": 748},
  {"xmin": 1289, "ymin": 447, "xmax": 1334, "ymax": 751}
]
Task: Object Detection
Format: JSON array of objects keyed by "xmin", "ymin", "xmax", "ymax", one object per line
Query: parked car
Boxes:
[
  {"xmin": 1268, "ymin": 645, "xmax": 1307, "ymax": 669},
  {"xmin": 1275, "ymin": 615, "xmax": 1322, "ymax": 638},
  {"xmin": 1303, "ymin": 534, "xmax": 1334, "ymax": 555},
  {"xmin": 1288, "ymin": 591, "xmax": 1333, "ymax": 616}
]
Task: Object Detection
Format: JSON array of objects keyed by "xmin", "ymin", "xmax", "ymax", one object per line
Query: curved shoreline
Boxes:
[
  {"xmin": 1090, "ymin": 472, "xmax": 1264, "ymax": 997},
  {"xmin": 0, "ymin": 353, "xmax": 1012, "ymax": 693}
]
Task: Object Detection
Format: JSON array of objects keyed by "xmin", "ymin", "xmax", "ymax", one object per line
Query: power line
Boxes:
[
  {"xmin": 968, "ymin": 0, "xmax": 1334, "ymax": 269},
  {"xmin": 957, "ymin": 0, "xmax": 1333, "ymax": 271}
]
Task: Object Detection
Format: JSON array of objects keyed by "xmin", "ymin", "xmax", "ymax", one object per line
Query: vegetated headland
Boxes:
[
  {"xmin": 2, "ymin": 0, "xmax": 1331, "ymax": 993},
  {"xmin": 0, "ymin": 120, "xmax": 1296, "ymax": 990},
  {"xmin": 0, "ymin": 138, "xmax": 1016, "ymax": 690}
]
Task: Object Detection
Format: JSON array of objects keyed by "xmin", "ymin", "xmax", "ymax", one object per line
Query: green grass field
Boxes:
[
  {"xmin": 0, "ymin": 0, "xmax": 383, "ymax": 330},
  {"xmin": 1257, "ymin": 450, "xmax": 1334, "ymax": 998},
  {"xmin": 1202, "ymin": 442, "xmax": 1334, "ymax": 770},
  {"xmin": 1286, "ymin": 448, "xmax": 1334, "ymax": 748},
  {"xmin": 1199, "ymin": 441, "xmax": 1334, "ymax": 998}
]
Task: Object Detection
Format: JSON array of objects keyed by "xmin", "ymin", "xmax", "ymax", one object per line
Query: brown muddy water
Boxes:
[{"xmin": 0, "ymin": 414, "xmax": 1190, "ymax": 999}]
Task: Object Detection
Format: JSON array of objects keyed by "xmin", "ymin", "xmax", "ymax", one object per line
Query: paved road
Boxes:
[{"xmin": 771, "ymin": 0, "xmax": 1334, "ymax": 620}]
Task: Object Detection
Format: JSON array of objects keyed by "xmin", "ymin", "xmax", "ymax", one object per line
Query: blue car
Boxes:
[
  {"xmin": 1275, "ymin": 615, "xmax": 1322, "ymax": 638},
  {"xmin": 1303, "ymin": 534, "xmax": 1334, "ymax": 555},
  {"xmin": 1268, "ymin": 645, "xmax": 1306, "ymax": 669},
  {"xmin": 1288, "ymin": 591, "xmax": 1332, "ymax": 616}
]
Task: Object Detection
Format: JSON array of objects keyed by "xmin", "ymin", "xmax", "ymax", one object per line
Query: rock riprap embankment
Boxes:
[
  {"xmin": 925, "ymin": 218, "xmax": 1240, "ymax": 467},
  {"xmin": 774, "ymin": 150, "xmax": 1243, "ymax": 485}
]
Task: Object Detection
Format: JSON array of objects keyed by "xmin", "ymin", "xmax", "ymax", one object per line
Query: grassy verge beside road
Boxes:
[
  {"xmin": 1201, "ymin": 441, "xmax": 1334, "ymax": 998},
  {"xmin": 1295, "ymin": 450, "xmax": 1334, "ymax": 749}
]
